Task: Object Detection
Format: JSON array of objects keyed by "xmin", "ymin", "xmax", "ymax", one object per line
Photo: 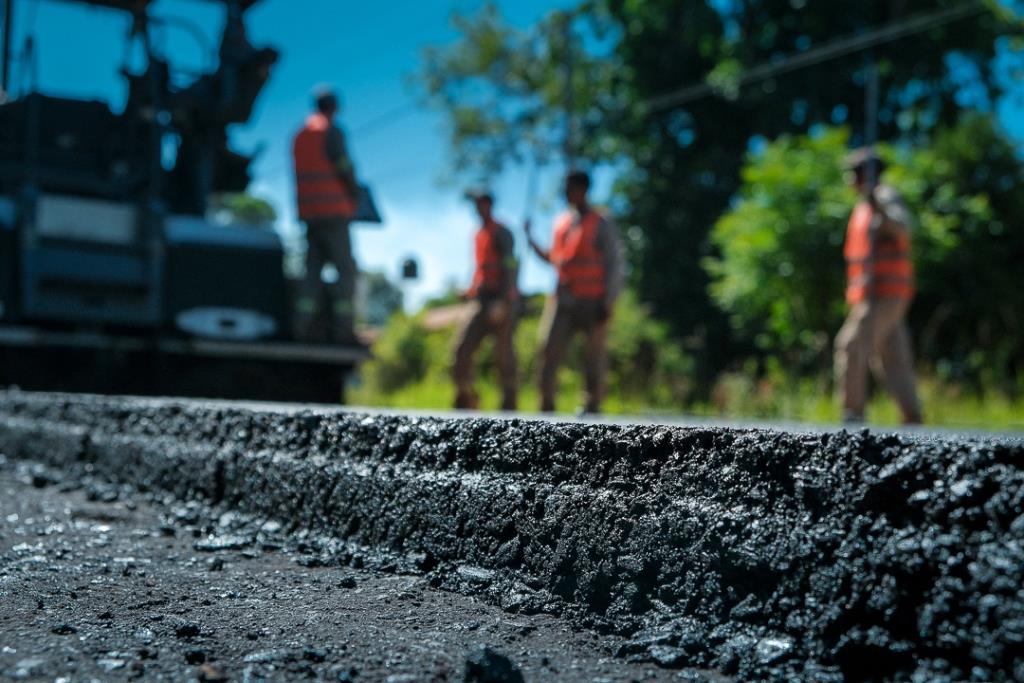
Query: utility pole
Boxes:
[
  {"xmin": 864, "ymin": 56, "xmax": 879, "ymax": 188},
  {"xmin": 562, "ymin": 11, "xmax": 575, "ymax": 170},
  {"xmin": 1, "ymin": 0, "xmax": 13, "ymax": 97},
  {"xmin": 863, "ymin": 54, "xmax": 880, "ymax": 306}
]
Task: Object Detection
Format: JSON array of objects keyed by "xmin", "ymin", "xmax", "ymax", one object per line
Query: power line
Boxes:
[
  {"xmin": 350, "ymin": 101, "xmax": 421, "ymax": 137},
  {"xmin": 641, "ymin": 2, "xmax": 987, "ymax": 114}
]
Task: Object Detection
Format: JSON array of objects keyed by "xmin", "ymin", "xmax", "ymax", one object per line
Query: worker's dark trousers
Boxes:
[
  {"xmin": 452, "ymin": 298, "xmax": 518, "ymax": 411},
  {"xmin": 538, "ymin": 294, "xmax": 608, "ymax": 414},
  {"xmin": 296, "ymin": 218, "xmax": 357, "ymax": 343}
]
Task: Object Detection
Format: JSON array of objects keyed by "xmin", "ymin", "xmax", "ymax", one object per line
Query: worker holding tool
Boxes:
[
  {"xmin": 452, "ymin": 188, "xmax": 520, "ymax": 411},
  {"xmin": 292, "ymin": 86, "xmax": 360, "ymax": 344},
  {"xmin": 834, "ymin": 147, "xmax": 922, "ymax": 424},
  {"xmin": 527, "ymin": 170, "xmax": 623, "ymax": 414}
]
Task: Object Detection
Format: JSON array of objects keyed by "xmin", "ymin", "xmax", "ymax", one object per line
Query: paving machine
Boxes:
[{"xmin": 0, "ymin": 0, "xmax": 378, "ymax": 402}]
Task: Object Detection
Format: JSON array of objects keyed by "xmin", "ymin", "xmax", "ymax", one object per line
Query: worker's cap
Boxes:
[
  {"xmin": 312, "ymin": 85, "xmax": 341, "ymax": 112},
  {"xmin": 844, "ymin": 147, "xmax": 885, "ymax": 172},
  {"xmin": 463, "ymin": 186, "xmax": 495, "ymax": 202},
  {"xmin": 565, "ymin": 168, "xmax": 591, "ymax": 189}
]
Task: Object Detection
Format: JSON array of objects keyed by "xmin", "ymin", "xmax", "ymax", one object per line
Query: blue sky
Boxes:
[
  {"xmin": 6, "ymin": 0, "xmax": 1023, "ymax": 307},
  {"xmin": 6, "ymin": 0, "xmax": 582, "ymax": 307}
]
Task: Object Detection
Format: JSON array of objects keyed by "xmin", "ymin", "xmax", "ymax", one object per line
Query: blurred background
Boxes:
[{"xmin": 0, "ymin": 0, "xmax": 1022, "ymax": 426}]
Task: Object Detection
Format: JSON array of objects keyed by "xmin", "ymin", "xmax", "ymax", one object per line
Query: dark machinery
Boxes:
[{"xmin": 0, "ymin": 0, "xmax": 376, "ymax": 402}]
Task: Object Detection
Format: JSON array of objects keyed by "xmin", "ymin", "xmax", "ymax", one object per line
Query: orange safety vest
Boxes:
[
  {"xmin": 844, "ymin": 201, "xmax": 914, "ymax": 305},
  {"xmin": 468, "ymin": 221, "xmax": 507, "ymax": 297},
  {"xmin": 292, "ymin": 113, "xmax": 356, "ymax": 221},
  {"xmin": 551, "ymin": 208, "xmax": 607, "ymax": 301}
]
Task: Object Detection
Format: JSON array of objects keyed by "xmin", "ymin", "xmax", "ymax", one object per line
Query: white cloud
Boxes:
[{"xmin": 354, "ymin": 196, "xmax": 472, "ymax": 310}]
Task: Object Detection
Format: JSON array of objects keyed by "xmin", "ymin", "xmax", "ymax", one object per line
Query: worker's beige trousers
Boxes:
[
  {"xmin": 834, "ymin": 298, "xmax": 922, "ymax": 423},
  {"xmin": 538, "ymin": 295, "xmax": 607, "ymax": 413},
  {"xmin": 452, "ymin": 299, "xmax": 518, "ymax": 411}
]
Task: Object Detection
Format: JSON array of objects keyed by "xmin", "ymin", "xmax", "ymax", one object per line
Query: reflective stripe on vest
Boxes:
[
  {"xmin": 551, "ymin": 209, "xmax": 607, "ymax": 300},
  {"xmin": 469, "ymin": 221, "xmax": 505, "ymax": 297},
  {"xmin": 293, "ymin": 113, "xmax": 356, "ymax": 220},
  {"xmin": 844, "ymin": 201, "xmax": 913, "ymax": 304}
]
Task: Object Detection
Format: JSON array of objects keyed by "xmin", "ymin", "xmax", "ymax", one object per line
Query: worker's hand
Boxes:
[
  {"xmin": 457, "ymin": 291, "xmax": 470, "ymax": 303},
  {"xmin": 869, "ymin": 210, "xmax": 886, "ymax": 239},
  {"xmin": 506, "ymin": 291, "xmax": 521, "ymax": 318},
  {"xmin": 487, "ymin": 300, "xmax": 509, "ymax": 325},
  {"xmin": 597, "ymin": 300, "xmax": 612, "ymax": 323}
]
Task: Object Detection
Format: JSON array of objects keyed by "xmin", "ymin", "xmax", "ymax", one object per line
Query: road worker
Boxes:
[
  {"xmin": 834, "ymin": 147, "xmax": 922, "ymax": 424},
  {"xmin": 292, "ymin": 87, "xmax": 359, "ymax": 344},
  {"xmin": 452, "ymin": 189, "xmax": 519, "ymax": 410},
  {"xmin": 527, "ymin": 170, "xmax": 623, "ymax": 414}
]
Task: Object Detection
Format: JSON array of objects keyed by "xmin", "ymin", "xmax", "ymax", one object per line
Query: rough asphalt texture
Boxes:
[
  {"xmin": 0, "ymin": 457, "xmax": 694, "ymax": 682},
  {"xmin": 0, "ymin": 392, "xmax": 1022, "ymax": 681}
]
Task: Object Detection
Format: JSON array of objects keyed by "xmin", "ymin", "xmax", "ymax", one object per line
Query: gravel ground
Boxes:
[{"xmin": 0, "ymin": 456, "xmax": 715, "ymax": 682}]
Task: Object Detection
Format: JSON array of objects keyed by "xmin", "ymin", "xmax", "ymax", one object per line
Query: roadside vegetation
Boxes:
[
  {"xmin": 350, "ymin": 2, "xmax": 1024, "ymax": 428},
  {"xmin": 350, "ymin": 290, "xmax": 1024, "ymax": 429}
]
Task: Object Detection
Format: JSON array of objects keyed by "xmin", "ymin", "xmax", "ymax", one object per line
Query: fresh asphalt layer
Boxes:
[
  {"xmin": 0, "ymin": 391, "xmax": 1022, "ymax": 681},
  {"xmin": 62, "ymin": 393, "xmax": 1023, "ymax": 440},
  {"xmin": 0, "ymin": 456, "xmax": 698, "ymax": 682}
]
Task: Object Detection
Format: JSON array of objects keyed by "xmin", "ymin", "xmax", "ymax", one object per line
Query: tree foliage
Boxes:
[
  {"xmin": 359, "ymin": 271, "xmax": 404, "ymax": 328},
  {"xmin": 705, "ymin": 127, "xmax": 852, "ymax": 366},
  {"xmin": 419, "ymin": 2, "xmax": 619, "ymax": 179},
  {"xmin": 419, "ymin": 0, "xmax": 1023, "ymax": 386},
  {"xmin": 706, "ymin": 115, "xmax": 1024, "ymax": 389},
  {"xmin": 209, "ymin": 192, "xmax": 277, "ymax": 227}
]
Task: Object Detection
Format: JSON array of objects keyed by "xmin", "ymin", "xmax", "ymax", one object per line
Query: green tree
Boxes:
[
  {"xmin": 706, "ymin": 115, "xmax": 1024, "ymax": 390},
  {"xmin": 605, "ymin": 0, "xmax": 1020, "ymax": 383},
  {"xmin": 419, "ymin": 3, "xmax": 618, "ymax": 177},
  {"xmin": 209, "ymin": 192, "xmax": 277, "ymax": 227},
  {"xmin": 359, "ymin": 271, "xmax": 404, "ymax": 327},
  {"xmin": 420, "ymin": 0, "xmax": 1022, "ymax": 386},
  {"xmin": 705, "ymin": 127, "xmax": 853, "ymax": 369}
]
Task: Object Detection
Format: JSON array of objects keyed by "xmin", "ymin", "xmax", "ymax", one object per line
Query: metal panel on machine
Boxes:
[
  {"xmin": 36, "ymin": 195, "xmax": 137, "ymax": 244},
  {"xmin": 20, "ymin": 194, "xmax": 161, "ymax": 327},
  {"xmin": 163, "ymin": 216, "xmax": 288, "ymax": 341},
  {"xmin": 0, "ymin": 196, "xmax": 16, "ymax": 321}
]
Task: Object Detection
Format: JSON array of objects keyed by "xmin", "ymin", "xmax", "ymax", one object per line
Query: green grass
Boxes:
[
  {"xmin": 349, "ymin": 368, "xmax": 1023, "ymax": 430},
  {"xmin": 686, "ymin": 373, "xmax": 1024, "ymax": 429},
  {"xmin": 349, "ymin": 297, "xmax": 1023, "ymax": 430}
]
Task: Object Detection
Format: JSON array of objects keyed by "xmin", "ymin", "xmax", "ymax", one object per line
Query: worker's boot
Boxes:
[
  {"xmin": 841, "ymin": 410, "xmax": 864, "ymax": 424},
  {"xmin": 293, "ymin": 296, "xmax": 321, "ymax": 343},
  {"xmin": 579, "ymin": 398, "xmax": 602, "ymax": 416},
  {"xmin": 500, "ymin": 389, "xmax": 517, "ymax": 412},
  {"xmin": 900, "ymin": 408, "xmax": 923, "ymax": 426},
  {"xmin": 454, "ymin": 388, "xmax": 479, "ymax": 410},
  {"xmin": 332, "ymin": 318, "xmax": 358, "ymax": 345},
  {"xmin": 331, "ymin": 301, "xmax": 358, "ymax": 345}
]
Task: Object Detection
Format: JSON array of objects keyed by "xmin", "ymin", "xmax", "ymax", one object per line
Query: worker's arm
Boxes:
[
  {"xmin": 596, "ymin": 213, "xmax": 625, "ymax": 312},
  {"xmin": 325, "ymin": 125, "xmax": 358, "ymax": 188},
  {"xmin": 495, "ymin": 227, "xmax": 519, "ymax": 300},
  {"xmin": 870, "ymin": 185, "xmax": 912, "ymax": 238},
  {"xmin": 524, "ymin": 218, "xmax": 551, "ymax": 264}
]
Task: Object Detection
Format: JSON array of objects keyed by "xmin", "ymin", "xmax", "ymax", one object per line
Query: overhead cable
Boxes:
[{"xmin": 641, "ymin": 2, "xmax": 987, "ymax": 114}]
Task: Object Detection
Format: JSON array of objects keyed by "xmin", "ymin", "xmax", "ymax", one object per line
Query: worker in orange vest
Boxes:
[
  {"xmin": 527, "ymin": 170, "xmax": 623, "ymax": 414},
  {"xmin": 452, "ymin": 189, "xmax": 519, "ymax": 410},
  {"xmin": 834, "ymin": 148, "xmax": 922, "ymax": 424},
  {"xmin": 292, "ymin": 87, "xmax": 359, "ymax": 344}
]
